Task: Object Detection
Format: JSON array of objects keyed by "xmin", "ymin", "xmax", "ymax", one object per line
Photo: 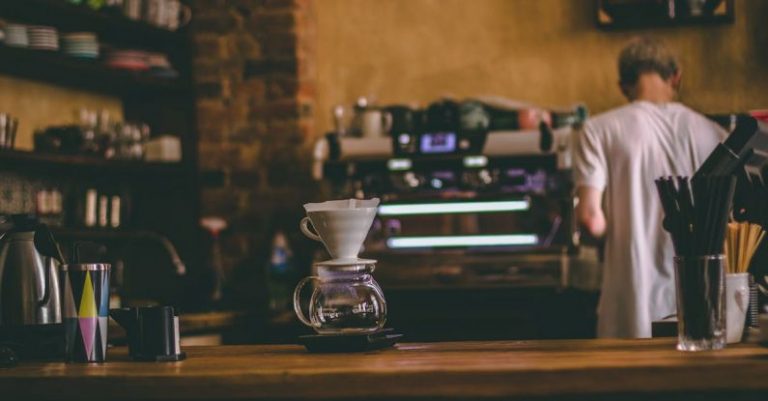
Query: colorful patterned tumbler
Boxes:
[{"xmin": 60, "ymin": 263, "xmax": 111, "ymax": 362}]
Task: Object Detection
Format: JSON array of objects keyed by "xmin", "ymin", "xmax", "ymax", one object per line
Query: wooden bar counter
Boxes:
[{"xmin": 3, "ymin": 338, "xmax": 768, "ymax": 400}]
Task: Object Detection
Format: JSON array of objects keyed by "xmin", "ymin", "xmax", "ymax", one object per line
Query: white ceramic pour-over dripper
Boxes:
[{"xmin": 300, "ymin": 199, "xmax": 379, "ymax": 261}]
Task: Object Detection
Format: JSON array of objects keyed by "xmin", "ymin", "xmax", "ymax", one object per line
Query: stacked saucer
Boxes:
[
  {"xmin": 104, "ymin": 49, "xmax": 150, "ymax": 71},
  {"xmin": 61, "ymin": 32, "xmax": 99, "ymax": 59},
  {"xmin": 5, "ymin": 24, "xmax": 29, "ymax": 48},
  {"xmin": 146, "ymin": 52, "xmax": 179, "ymax": 79},
  {"xmin": 27, "ymin": 26, "xmax": 59, "ymax": 51}
]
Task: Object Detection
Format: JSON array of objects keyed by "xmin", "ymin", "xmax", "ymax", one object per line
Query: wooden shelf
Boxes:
[
  {"xmin": 0, "ymin": 0, "xmax": 185, "ymax": 53},
  {"xmin": 0, "ymin": 46, "xmax": 187, "ymax": 97},
  {"xmin": 0, "ymin": 148, "xmax": 188, "ymax": 177},
  {"xmin": 51, "ymin": 227, "xmax": 169, "ymax": 239},
  {"xmin": 0, "ymin": 1, "xmax": 201, "ymax": 311}
]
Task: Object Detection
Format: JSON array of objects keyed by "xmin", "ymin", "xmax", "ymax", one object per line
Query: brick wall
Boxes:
[{"xmin": 190, "ymin": 0, "xmax": 319, "ymax": 278}]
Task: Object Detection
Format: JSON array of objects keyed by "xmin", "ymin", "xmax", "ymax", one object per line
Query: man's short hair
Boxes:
[{"xmin": 618, "ymin": 37, "xmax": 679, "ymax": 86}]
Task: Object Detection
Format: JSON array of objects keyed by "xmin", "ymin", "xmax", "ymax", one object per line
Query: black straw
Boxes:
[{"xmin": 655, "ymin": 175, "xmax": 736, "ymax": 258}]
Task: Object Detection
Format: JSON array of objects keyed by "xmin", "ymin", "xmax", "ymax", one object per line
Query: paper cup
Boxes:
[{"xmin": 726, "ymin": 273, "xmax": 749, "ymax": 344}]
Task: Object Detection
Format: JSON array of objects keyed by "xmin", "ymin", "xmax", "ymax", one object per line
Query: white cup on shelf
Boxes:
[
  {"xmin": 165, "ymin": 0, "xmax": 192, "ymax": 31},
  {"xmin": 123, "ymin": 0, "xmax": 142, "ymax": 20}
]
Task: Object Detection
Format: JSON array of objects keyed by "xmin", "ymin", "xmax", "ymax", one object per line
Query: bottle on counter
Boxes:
[
  {"xmin": 267, "ymin": 231, "xmax": 294, "ymax": 313},
  {"xmin": 201, "ymin": 217, "xmax": 228, "ymax": 305}
]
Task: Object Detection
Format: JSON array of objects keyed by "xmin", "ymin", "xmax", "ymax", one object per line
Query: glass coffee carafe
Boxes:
[
  {"xmin": 295, "ymin": 198, "xmax": 387, "ymax": 335},
  {"xmin": 293, "ymin": 260, "xmax": 387, "ymax": 334}
]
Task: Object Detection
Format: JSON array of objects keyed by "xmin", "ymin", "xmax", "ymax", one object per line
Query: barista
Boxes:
[{"xmin": 573, "ymin": 37, "xmax": 726, "ymax": 338}]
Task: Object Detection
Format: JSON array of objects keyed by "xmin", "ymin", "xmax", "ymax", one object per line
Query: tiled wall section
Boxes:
[
  {"xmin": 0, "ymin": 172, "xmax": 70, "ymax": 227},
  {"xmin": 0, "ymin": 172, "xmax": 44, "ymax": 215},
  {"xmin": 191, "ymin": 0, "xmax": 320, "ymax": 273}
]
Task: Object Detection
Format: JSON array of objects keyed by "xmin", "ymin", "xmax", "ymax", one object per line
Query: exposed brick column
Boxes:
[{"xmin": 190, "ymin": 0, "xmax": 317, "ymax": 273}]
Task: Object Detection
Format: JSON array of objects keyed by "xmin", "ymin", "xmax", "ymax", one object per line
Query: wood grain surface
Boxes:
[{"xmin": 3, "ymin": 338, "xmax": 768, "ymax": 400}]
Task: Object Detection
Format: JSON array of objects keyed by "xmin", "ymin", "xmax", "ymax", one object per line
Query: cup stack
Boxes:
[
  {"xmin": 146, "ymin": 52, "xmax": 178, "ymax": 79},
  {"xmin": 61, "ymin": 32, "xmax": 99, "ymax": 59},
  {"xmin": 27, "ymin": 26, "xmax": 59, "ymax": 51},
  {"xmin": 5, "ymin": 24, "xmax": 29, "ymax": 48}
]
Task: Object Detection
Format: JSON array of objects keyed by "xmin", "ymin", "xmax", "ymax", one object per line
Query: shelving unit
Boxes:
[
  {"xmin": 0, "ymin": 46, "xmax": 189, "ymax": 96},
  {"xmin": 0, "ymin": 0, "xmax": 185, "ymax": 52},
  {"xmin": 0, "ymin": 1, "xmax": 203, "ymax": 309},
  {"xmin": 0, "ymin": 148, "xmax": 186, "ymax": 177}
]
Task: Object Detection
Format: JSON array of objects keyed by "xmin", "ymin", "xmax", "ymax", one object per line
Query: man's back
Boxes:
[{"xmin": 574, "ymin": 100, "xmax": 725, "ymax": 338}]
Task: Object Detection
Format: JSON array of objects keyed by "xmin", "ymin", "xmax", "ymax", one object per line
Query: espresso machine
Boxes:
[{"xmin": 311, "ymin": 98, "xmax": 598, "ymax": 340}]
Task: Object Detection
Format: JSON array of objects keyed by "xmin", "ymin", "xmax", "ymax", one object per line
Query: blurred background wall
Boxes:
[
  {"xmin": 190, "ymin": 0, "xmax": 319, "ymax": 279},
  {"xmin": 314, "ymin": 0, "xmax": 768, "ymax": 134},
  {"xmin": 2, "ymin": 0, "xmax": 763, "ymax": 289},
  {"xmin": 189, "ymin": 0, "xmax": 768, "ymax": 275}
]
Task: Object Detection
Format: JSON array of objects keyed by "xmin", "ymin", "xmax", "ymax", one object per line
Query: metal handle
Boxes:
[
  {"xmin": 293, "ymin": 276, "xmax": 320, "ymax": 328},
  {"xmin": 33, "ymin": 225, "xmax": 59, "ymax": 308},
  {"xmin": 372, "ymin": 283, "xmax": 388, "ymax": 330},
  {"xmin": 299, "ymin": 217, "xmax": 322, "ymax": 242},
  {"xmin": 178, "ymin": 5, "xmax": 193, "ymax": 27}
]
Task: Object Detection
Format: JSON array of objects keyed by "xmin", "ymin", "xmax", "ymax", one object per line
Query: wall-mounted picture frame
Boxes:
[{"xmin": 596, "ymin": 0, "xmax": 734, "ymax": 29}]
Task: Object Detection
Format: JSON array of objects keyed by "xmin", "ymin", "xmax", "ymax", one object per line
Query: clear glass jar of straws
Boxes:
[
  {"xmin": 674, "ymin": 255, "xmax": 726, "ymax": 351},
  {"xmin": 656, "ymin": 175, "xmax": 735, "ymax": 351}
]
